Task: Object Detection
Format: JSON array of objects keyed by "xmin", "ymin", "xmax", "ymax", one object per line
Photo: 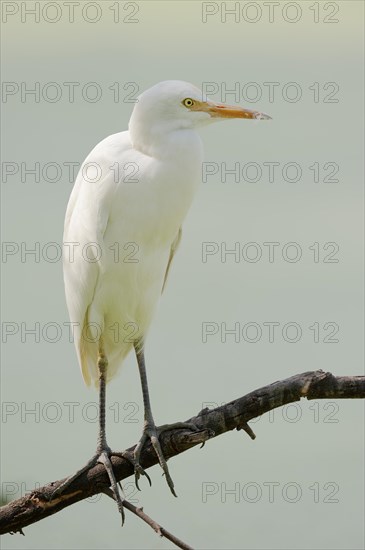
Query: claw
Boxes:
[
  {"xmin": 116, "ymin": 421, "xmax": 201, "ymax": 498},
  {"xmin": 51, "ymin": 448, "xmax": 125, "ymax": 525},
  {"xmin": 117, "ymin": 450, "xmax": 152, "ymax": 491},
  {"xmin": 98, "ymin": 451, "xmax": 125, "ymax": 525}
]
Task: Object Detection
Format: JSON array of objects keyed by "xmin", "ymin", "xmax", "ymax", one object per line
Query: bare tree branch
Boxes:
[
  {"xmin": 1, "ymin": 370, "xmax": 364, "ymax": 537},
  {"xmin": 103, "ymin": 488, "xmax": 193, "ymax": 550}
]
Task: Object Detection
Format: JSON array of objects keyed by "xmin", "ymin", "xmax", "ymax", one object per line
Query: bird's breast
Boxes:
[{"xmin": 109, "ymin": 132, "xmax": 203, "ymax": 250}]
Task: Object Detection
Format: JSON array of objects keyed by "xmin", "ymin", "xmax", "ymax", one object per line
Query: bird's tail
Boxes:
[
  {"xmin": 79, "ymin": 312, "xmax": 99, "ymax": 387},
  {"xmin": 78, "ymin": 312, "xmax": 134, "ymax": 387}
]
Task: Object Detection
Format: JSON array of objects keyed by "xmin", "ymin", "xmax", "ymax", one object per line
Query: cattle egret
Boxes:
[{"xmin": 55, "ymin": 80, "xmax": 271, "ymax": 521}]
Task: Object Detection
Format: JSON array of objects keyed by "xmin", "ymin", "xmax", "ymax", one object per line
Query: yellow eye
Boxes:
[{"xmin": 182, "ymin": 98, "xmax": 195, "ymax": 107}]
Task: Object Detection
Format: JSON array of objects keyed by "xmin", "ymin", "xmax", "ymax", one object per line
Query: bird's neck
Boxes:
[{"xmin": 129, "ymin": 120, "xmax": 201, "ymax": 160}]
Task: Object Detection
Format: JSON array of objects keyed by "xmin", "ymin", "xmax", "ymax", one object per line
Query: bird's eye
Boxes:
[{"xmin": 182, "ymin": 98, "xmax": 195, "ymax": 107}]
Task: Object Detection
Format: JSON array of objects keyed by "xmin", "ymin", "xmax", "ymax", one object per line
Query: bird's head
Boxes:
[{"xmin": 129, "ymin": 80, "xmax": 271, "ymax": 154}]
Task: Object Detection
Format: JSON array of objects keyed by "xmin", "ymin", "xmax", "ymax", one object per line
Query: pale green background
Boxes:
[{"xmin": 1, "ymin": 1, "xmax": 364, "ymax": 549}]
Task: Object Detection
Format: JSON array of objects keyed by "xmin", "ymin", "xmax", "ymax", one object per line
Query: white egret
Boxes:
[{"xmin": 56, "ymin": 80, "xmax": 271, "ymax": 521}]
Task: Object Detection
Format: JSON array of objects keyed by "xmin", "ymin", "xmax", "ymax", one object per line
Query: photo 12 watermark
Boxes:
[
  {"xmin": 202, "ymin": 161, "xmax": 340, "ymax": 184},
  {"xmin": 201, "ymin": 321, "xmax": 340, "ymax": 344},
  {"xmin": 201, "ymin": 2, "xmax": 340, "ymax": 24},
  {"xmin": 201, "ymin": 401, "xmax": 340, "ymax": 424},
  {"xmin": 201, "ymin": 242, "xmax": 340, "ymax": 264},
  {"xmin": 200, "ymin": 81, "xmax": 340, "ymax": 104},
  {"xmin": 1, "ymin": 400, "xmax": 141, "ymax": 424},
  {"xmin": 1, "ymin": 320, "xmax": 142, "ymax": 344},
  {"xmin": 0, "ymin": 481, "xmax": 139, "ymax": 504},
  {"xmin": 2, "ymin": 241, "xmax": 140, "ymax": 264},
  {"xmin": 2, "ymin": 160, "xmax": 140, "ymax": 184},
  {"xmin": 201, "ymin": 480, "xmax": 340, "ymax": 503},
  {"xmin": 1, "ymin": 81, "xmax": 140, "ymax": 104},
  {"xmin": 1, "ymin": 1, "xmax": 140, "ymax": 24}
]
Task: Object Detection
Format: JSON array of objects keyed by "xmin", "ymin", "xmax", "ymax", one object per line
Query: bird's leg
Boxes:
[
  {"xmin": 119, "ymin": 345, "xmax": 199, "ymax": 497},
  {"xmin": 94, "ymin": 351, "xmax": 125, "ymax": 521},
  {"xmin": 52, "ymin": 346, "xmax": 125, "ymax": 524},
  {"xmin": 129, "ymin": 346, "xmax": 177, "ymax": 495}
]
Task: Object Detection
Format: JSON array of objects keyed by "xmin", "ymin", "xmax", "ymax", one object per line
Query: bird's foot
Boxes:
[
  {"xmin": 118, "ymin": 421, "xmax": 199, "ymax": 497},
  {"xmin": 51, "ymin": 444, "xmax": 125, "ymax": 524}
]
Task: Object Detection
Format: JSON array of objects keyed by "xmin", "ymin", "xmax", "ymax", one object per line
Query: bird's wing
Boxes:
[
  {"xmin": 63, "ymin": 132, "xmax": 130, "ymax": 384},
  {"xmin": 162, "ymin": 227, "xmax": 182, "ymax": 293}
]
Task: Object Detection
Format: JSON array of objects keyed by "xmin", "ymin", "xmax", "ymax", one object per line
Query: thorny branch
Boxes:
[{"xmin": 1, "ymin": 370, "xmax": 364, "ymax": 545}]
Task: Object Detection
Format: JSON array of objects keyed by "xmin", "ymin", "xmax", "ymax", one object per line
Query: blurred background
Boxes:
[{"xmin": 1, "ymin": 1, "xmax": 364, "ymax": 548}]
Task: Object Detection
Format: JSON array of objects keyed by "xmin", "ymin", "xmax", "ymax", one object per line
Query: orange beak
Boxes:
[
  {"xmin": 206, "ymin": 101, "xmax": 271, "ymax": 120},
  {"xmin": 190, "ymin": 100, "xmax": 271, "ymax": 120}
]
